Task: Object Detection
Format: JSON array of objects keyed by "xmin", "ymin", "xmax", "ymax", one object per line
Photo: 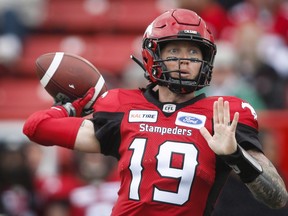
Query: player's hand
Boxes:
[
  {"xmin": 200, "ymin": 97, "xmax": 239, "ymax": 155},
  {"xmin": 60, "ymin": 87, "xmax": 96, "ymax": 117}
]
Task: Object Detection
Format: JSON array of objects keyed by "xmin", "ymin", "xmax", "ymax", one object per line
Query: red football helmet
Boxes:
[{"xmin": 141, "ymin": 8, "xmax": 217, "ymax": 94}]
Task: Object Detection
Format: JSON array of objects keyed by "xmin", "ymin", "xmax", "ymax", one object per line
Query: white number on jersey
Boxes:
[{"xmin": 129, "ymin": 138, "xmax": 198, "ymax": 205}]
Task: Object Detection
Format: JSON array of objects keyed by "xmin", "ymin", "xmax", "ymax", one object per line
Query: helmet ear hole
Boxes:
[
  {"xmin": 196, "ymin": 64, "xmax": 212, "ymax": 90},
  {"xmin": 203, "ymin": 64, "xmax": 210, "ymax": 73},
  {"xmin": 143, "ymin": 39, "xmax": 157, "ymax": 51},
  {"xmin": 203, "ymin": 64, "xmax": 212, "ymax": 84}
]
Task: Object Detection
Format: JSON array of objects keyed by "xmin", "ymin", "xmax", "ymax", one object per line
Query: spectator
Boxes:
[
  {"xmin": 0, "ymin": 140, "xmax": 37, "ymax": 215},
  {"xmin": 175, "ymin": 0, "xmax": 232, "ymax": 39},
  {"xmin": 69, "ymin": 153, "xmax": 119, "ymax": 216},
  {"xmin": 34, "ymin": 147, "xmax": 84, "ymax": 215},
  {"xmin": 253, "ymin": 63, "xmax": 287, "ymax": 109},
  {"xmin": 229, "ymin": 0, "xmax": 288, "ymax": 79},
  {"xmin": 198, "ymin": 41, "xmax": 266, "ymax": 110},
  {"xmin": 0, "ymin": 0, "xmax": 46, "ymax": 67}
]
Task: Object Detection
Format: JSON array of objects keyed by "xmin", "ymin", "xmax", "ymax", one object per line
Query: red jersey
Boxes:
[{"xmin": 91, "ymin": 87, "xmax": 261, "ymax": 216}]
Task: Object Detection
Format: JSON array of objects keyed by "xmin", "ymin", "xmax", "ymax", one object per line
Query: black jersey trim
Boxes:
[
  {"xmin": 91, "ymin": 112, "xmax": 124, "ymax": 159},
  {"xmin": 203, "ymin": 158, "xmax": 231, "ymax": 216},
  {"xmin": 236, "ymin": 123, "xmax": 263, "ymax": 152},
  {"xmin": 203, "ymin": 123, "xmax": 261, "ymax": 215}
]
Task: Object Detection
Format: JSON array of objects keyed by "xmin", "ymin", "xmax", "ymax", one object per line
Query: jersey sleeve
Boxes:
[
  {"xmin": 91, "ymin": 112, "xmax": 123, "ymax": 159},
  {"xmin": 90, "ymin": 89, "xmax": 125, "ymax": 159},
  {"xmin": 236, "ymin": 124, "xmax": 262, "ymax": 151},
  {"xmin": 228, "ymin": 97, "xmax": 262, "ymax": 152}
]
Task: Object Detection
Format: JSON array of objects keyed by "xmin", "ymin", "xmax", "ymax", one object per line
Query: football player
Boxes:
[{"xmin": 23, "ymin": 9, "xmax": 288, "ymax": 216}]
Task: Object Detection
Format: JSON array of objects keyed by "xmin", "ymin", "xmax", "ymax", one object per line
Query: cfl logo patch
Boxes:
[{"xmin": 162, "ymin": 104, "xmax": 176, "ymax": 113}]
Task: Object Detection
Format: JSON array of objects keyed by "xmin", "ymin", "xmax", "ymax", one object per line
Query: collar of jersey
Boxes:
[{"xmin": 143, "ymin": 86, "xmax": 206, "ymax": 116}]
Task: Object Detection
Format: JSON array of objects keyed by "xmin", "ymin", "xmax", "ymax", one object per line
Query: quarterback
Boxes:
[{"xmin": 23, "ymin": 9, "xmax": 288, "ymax": 216}]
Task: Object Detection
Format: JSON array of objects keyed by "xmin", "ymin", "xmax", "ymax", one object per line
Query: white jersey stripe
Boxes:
[{"xmin": 40, "ymin": 52, "xmax": 64, "ymax": 87}]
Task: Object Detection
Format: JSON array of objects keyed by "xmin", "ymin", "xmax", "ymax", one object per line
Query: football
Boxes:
[{"xmin": 35, "ymin": 52, "xmax": 107, "ymax": 105}]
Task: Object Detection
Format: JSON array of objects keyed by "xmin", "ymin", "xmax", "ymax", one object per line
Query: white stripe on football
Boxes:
[{"xmin": 36, "ymin": 52, "xmax": 107, "ymax": 104}]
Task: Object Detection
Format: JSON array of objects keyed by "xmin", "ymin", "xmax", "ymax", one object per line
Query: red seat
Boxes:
[
  {"xmin": 111, "ymin": 1, "xmax": 163, "ymax": 33},
  {"xmin": 0, "ymin": 78, "xmax": 53, "ymax": 119},
  {"xmin": 41, "ymin": 0, "xmax": 112, "ymax": 33},
  {"xmin": 16, "ymin": 34, "xmax": 141, "ymax": 77},
  {"xmin": 91, "ymin": 34, "xmax": 142, "ymax": 74},
  {"xmin": 39, "ymin": 0, "xmax": 163, "ymax": 33}
]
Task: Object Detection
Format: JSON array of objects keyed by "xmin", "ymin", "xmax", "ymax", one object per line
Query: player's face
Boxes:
[{"xmin": 160, "ymin": 41, "xmax": 203, "ymax": 80}]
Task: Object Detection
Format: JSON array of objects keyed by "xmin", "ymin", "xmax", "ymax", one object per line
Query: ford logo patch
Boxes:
[{"xmin": 179, "ymin": 116, "xmax": 202, "ymax": 125}]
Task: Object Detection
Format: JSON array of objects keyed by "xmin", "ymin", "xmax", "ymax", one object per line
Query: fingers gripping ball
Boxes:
[
  {"xmin": 36, "ymin": 52, "xmax": 107, "ymax": 104},
  {"xmin": 62, "ymin": 87, "xmax": 96, "ymax": 117}
]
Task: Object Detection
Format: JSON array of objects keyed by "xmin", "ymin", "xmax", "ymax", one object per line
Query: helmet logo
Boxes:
[{"xmin": 183, "ymin": 30, "xmax": 198, "ymax": 34}]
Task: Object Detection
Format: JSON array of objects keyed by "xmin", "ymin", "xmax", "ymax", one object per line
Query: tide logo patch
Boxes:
[
  {"xmin": 175, "ymin": 112, "xmax": 206, "ymax": 129},
  {"xmin": 129, "ymin": 110, "xmax": 158, "ymax": 122}
]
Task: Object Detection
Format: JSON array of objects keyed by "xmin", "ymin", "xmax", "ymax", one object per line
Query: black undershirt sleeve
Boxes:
[
  {"xmin": 236, "ymin": 123, "xmax": 263, "ymax": 152},
  {"xmin": 91, "ymin": 112, "xmax": 124, "ymax": 159}
]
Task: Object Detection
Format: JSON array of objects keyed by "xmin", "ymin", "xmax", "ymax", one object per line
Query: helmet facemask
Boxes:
[{"xmin": 142, "ymin": 36, "xmax": 215, "ymax": 94}]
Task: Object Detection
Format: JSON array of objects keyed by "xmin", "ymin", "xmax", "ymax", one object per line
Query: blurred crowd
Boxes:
[
  {"xmin": 0, "ymin": 0, "xmax": 288, "ymax": 215},
  {"xmin": 124, "ymin": 0, "xmax": 288, "ymax": 110},
  {"xmin": 0, "ymin": 0, "xmax": 287, "ymax": 110},
  {"xmin": 0, "ymin": 140, "xmax": 119, "ymax": 216},
  {"xmin": 0, "ymin": 0, "xmax": 46, "ymax": 67}
]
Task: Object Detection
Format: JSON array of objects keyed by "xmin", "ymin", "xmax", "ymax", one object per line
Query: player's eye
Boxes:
[
  {"xmin": 189, "ymin": 49, "xmax": 199, "ymax": 56},
  {"xmin": 164, "ymin": 48, "xmax": 180, "ymax": 60},
  {"xmin": 169, "ymin": 48, "xmax": 179, "ymax": 55}
]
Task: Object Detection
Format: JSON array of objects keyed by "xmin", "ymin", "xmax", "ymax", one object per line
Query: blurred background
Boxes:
[{"xmin": 0, "ymin": 0, "xmax": 287, "ymax": 215}]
